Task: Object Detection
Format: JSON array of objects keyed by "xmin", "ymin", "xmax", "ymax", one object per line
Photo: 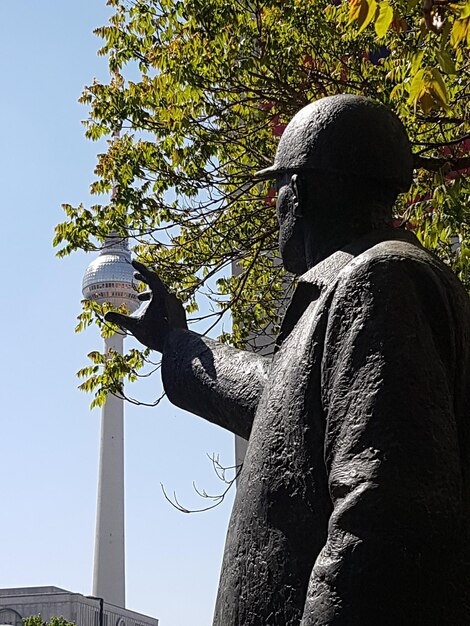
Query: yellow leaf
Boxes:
[
  {"xmin": 358, "ymin": 0, "xmax": 378, "ymax": 33},
  {"xmin": 411, "ymin": 50, "xmax": 424, "ymax": 75},
  {"xmin": 349, "ymin": 0, "xmax": 367, "ymax": 24},
  {"xmin": 451, "ymin": 16, "xmax": 469, "ymax": 46},
  {"xmin": 375, "ymin": 1, "xmax": 394, "ymax": 38}
]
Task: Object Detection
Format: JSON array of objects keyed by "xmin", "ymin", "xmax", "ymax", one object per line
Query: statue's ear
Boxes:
[{"xmin": 290, "ymin": 174, "xmax": 304, "ymax": 217}]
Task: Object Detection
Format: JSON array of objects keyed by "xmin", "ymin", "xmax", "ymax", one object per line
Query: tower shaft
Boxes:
[{"xmin": 92, "ymin": 332, "xmax": 126, "ymax": 607}]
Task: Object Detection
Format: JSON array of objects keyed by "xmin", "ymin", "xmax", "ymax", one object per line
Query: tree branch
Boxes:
[{"xmin": 413, "ymin": 154, "xmax": 470, "ymax": 173}]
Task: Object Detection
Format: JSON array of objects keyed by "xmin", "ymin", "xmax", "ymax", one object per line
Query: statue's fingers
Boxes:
[
  {"xmin": 132, "ymin": 260, "xmax": 168, "ymax": 295},
  {"xmin": 138, "ymin": 290, "xmax": 152, "ymax": 301},
  {"xmin": 132, "ymin": 260, "xmax": 154, "ymax": 280},
  {"xmin": 105, "ymin": 311, "xmax": 140, "ymax": 334},
  {"xmin": 134, "ymin": 271, "xmax": 147, "ymax": 284}
]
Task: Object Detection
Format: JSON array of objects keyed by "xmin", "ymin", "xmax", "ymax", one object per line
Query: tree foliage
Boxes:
[
  {"xmin": 23, "ymin": 616, "xmax": 75, "ymax": 626},
  {"xmin": 55, "ymin": 0, "xmax": 470, "ymax": 405}
]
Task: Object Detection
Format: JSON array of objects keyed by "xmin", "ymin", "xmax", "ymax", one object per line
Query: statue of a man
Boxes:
[{"xmin": 107, "ymin": 95, "xmax": 470, "ymax": 625}]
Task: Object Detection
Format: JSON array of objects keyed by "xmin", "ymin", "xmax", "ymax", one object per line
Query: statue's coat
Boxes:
[{"xmin": 162, "ymin": 229, "xmax": 470, "ymax": 625}]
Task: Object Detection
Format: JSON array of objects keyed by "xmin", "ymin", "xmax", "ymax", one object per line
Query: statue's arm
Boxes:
[
  {"xmin": 302, "ymin": 256, "xmax": 466, "ymax": 624},
  {"xmin": 161, "ymin": 329, "xmax": 269, "ymax": 440},
  {"xmin": 105, "ymin": 262, "xmax": 269, "ymax": 441}
]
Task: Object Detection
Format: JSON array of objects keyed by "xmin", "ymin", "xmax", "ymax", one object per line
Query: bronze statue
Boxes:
[{"xmin": 107, "ymin": 95, "xmax": 470, "ymax": 625}]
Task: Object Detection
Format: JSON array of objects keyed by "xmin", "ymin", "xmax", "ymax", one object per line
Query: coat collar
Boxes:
[{"xmin": 275, "ymin": 228, "xmax": 420, "ymax": 350}]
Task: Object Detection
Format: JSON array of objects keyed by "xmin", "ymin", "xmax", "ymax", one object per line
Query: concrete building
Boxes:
[{"xmin": 0, "ymin": 586, "xmax": 158, "ymax": 626}]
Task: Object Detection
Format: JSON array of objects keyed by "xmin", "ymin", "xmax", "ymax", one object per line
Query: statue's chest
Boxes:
[
  {"xmin": 243, "ymin": 298, "xmax": 328, "ymax": 490},
  {"xmin": 223, "ymin": 297, "xmax": 332, "ymax": 605}
]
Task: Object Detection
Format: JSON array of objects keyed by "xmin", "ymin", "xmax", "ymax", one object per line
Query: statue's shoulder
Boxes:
[
  {"xmin": 301, "ymin": 231, "xmax": 466, "ymax": 304},
  {"xmin": 339, "ymin": 233, "xmax": 439, "ymax": 282},
  {"xmin": 364, "ymin": 236, "xmax": 431, "ymax": 260},
  {"xmin": 336, "ymin": 233, "xmax": 468, "ymax": 306}
]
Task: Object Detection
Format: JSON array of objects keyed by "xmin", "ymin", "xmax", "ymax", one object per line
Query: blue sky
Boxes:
[{"xmin": 0, "ymin": 4, "xmax": 235, "ymax": 625}]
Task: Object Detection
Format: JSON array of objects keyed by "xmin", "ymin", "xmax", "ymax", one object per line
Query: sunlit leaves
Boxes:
[
  {"xmin": 349, "ymin": 0, "xmax": 394, "ymax": 36},
  {"xmin": 24, "ymin": 617, "xmax": 76, "ymax": 626},
  {"xmin": 407, "ymin": 67, "xmax": 449, "ymax": 112}
]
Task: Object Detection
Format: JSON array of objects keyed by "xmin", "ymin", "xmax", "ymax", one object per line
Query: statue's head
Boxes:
[{"xmin": 255, "ymin": 94, "xmax": 413, "ymax": 274}]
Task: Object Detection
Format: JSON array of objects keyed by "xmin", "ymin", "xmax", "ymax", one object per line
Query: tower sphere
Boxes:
[{"xmin": 82, "ymin": 233, "xmax": 140, "ymax": 313}]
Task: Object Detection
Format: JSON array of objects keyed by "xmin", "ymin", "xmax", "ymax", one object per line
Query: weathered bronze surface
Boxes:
[{"xmin": 107, "ymin": 95, "xmax": 470, "ymax": 625}]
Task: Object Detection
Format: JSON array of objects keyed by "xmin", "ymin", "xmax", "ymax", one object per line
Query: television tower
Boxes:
[{"xmin": 82, "ymin": 233, "xmax": 139, "ymax": 607}]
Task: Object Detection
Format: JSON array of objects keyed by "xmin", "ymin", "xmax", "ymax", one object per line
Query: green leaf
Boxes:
[
  {"xmin": 411, "ymin": 51, "xmax": 425, "ymax": 75},
  {"xmin": 407, "ymin": 68, "xmax": 425, "ymax": 104},
  {"xmin": 460, "ymin": 0, "xmax": 470, "ymax": 19},
  {"xmin": 430, "ymin": 67, "xmax": 449, "ymax": 105},
  {"xmin": 436, "ymin": 50, "xmax": 456, "ymax": 74}
]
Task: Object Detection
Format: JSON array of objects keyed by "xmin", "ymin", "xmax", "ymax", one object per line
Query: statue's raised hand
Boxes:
[{"xmin": 105, "ymin": 260, "xmax": 187, "ymax": 352}]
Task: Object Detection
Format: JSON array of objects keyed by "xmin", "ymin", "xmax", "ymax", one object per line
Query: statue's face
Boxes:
[{"xmin": 275, "ymin": 173, "xmax": 308, "ymax": 275}]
